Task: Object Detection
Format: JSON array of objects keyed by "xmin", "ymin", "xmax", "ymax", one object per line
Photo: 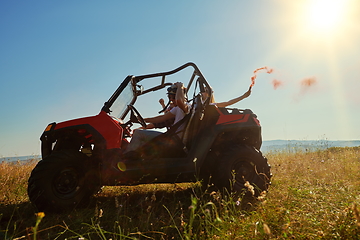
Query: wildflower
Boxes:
[
  {"xmin": 36, "ymin": 212, "xmax": 45, "ymax": 218},
  {"xmin": 33, "ymin": 212, "xmax": 45, "ymax": 240},
  {"xmin": 257, "ymin": 191, "xmax": 267, "ymax": 201},
  {"xmin": 210, "ymin": 191, "xmax": 220, "ymax": 201},
  {"xmin": 180, "ymin": 212, "xmax": 185, "ymax": 227},
  {"xmin": 244, "ymin": 181, "xmax": 255, "ymax": 196}
]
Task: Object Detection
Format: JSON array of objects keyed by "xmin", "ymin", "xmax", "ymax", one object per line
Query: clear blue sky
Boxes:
[{"xmin": 1, "ymin": 1, "xmax": 360, "ymax": 157}]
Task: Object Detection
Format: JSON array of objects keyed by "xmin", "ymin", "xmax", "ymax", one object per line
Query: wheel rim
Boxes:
[
  {"xmin": 231, "ymin": 160, "xmax": 256, "ymax": 189},
  {"xmin": 53, "ymin": 167, "xmax": 79, "ymax": 198}
]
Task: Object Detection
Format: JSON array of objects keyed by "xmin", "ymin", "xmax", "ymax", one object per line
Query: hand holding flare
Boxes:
[{"xmin": 250, "ymin": 67, "xmax": 273, "ymax": 89}]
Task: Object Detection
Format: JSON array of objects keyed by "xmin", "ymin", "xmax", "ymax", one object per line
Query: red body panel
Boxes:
[
  {"xmin": 216, "ymin": 113, "xmax": 250, "ymax": 125},
  {"xmin": 54, "ymin": 111, "xmax": 124, "ymax": 149},
  {"xmin": 252, "ymin": 117, "xmax": 261, "ymax": 126},
  {"xmin": 215, "ymin": 108, "xmax": 261, "ymax": 126}
]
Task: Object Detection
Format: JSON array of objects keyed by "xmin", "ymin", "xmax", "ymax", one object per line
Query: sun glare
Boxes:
[
  {"xmin": 307, "ymin": 0, "xmax": 345, "ymax": 32},
  {"xmin": 303, "ymin": 0, "xmax": 349, "ymax": 37}
]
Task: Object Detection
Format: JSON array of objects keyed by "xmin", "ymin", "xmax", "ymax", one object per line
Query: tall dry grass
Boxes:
[
  {"xmin": 253, "ymin": 146, "xmax": 360, "ymax": 239},
  {"xmin": 0, "ymin": 147, "xmax": 360, "ymax": 239},
  {"xmin": 0, "ymin": 160, "xmax": 37, "ymax": 204}
]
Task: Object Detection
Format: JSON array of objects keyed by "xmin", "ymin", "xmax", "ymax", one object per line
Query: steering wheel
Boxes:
[{"xmin": 128, "ymin": 105, "xmax": 147, "ymax": 128}]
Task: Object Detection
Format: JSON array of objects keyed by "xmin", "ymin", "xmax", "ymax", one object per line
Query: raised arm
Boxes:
[
  {"xmin": 215, "ymin": 87, "xmax": 251, "ymax": 108},
  {"xmin": 174, "ymin": 82, "xmax": 189, "ymax": 113},
  {"xmin": 159, "ymin": 98, "xmax": 166, "ymax": 109}
]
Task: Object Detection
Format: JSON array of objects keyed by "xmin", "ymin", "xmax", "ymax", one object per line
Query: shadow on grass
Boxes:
[
  {"xmin": 0, "ymin": 184, "xmax": 198, "ymax": 239},
  {"xmin": 0, "ymin": 201, "xmax": 39, "ymax": 239}
]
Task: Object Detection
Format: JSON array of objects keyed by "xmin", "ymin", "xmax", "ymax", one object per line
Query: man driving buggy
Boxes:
[
  {"xmin": 140, "ymin": 84, "xmax": 177, "ymax": 130},
  {"xmin": 125, "ymin": 82, "xmax": 190, "ymax": 152}
]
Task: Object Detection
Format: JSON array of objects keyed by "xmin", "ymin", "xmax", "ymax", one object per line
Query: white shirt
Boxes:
[
  {"xmin": 170, "ymin": 103, "xmax": 191, "ymax": 125},
  {"xmin": 169, "ymin": 103, "xmax": 191, "ymax": 135},
  {"xmin": 170, "ymin": 106, "xmax": 185, "ymax": 125}
]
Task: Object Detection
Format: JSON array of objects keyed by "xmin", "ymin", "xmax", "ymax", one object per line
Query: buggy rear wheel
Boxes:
[{"xmin": 213, "ymin": 144, "xmax": 271, "ymax": 201}]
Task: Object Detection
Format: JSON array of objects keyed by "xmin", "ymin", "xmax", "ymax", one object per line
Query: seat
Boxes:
[{"xmin": 181, "ymin": 94, "xmax": 204, "ymax": 149}]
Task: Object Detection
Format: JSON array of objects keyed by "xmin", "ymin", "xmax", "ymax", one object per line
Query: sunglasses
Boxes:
[{"xmin": 167, "ymin": 87, "xmax": 177, "ymax": 92}]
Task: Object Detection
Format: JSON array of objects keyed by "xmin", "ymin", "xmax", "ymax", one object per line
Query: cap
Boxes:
[{"xmin": 167, "ymin": 84, "xmax": 177, "ymax": 95}]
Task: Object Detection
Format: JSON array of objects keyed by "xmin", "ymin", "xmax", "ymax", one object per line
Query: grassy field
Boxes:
[{"xmin": 1, "ymin": 146, "xmax": 360, "ymax": 239}]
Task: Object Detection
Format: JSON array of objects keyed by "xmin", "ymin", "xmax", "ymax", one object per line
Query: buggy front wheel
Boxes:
[{"xmin": 27, "ymin": 150, "xmax": 100, "ymax": 212}]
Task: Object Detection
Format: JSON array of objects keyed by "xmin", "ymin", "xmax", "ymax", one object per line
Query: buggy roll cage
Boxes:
[{"xmin": 101, "ymin": 62, "xmax": 213, "ymax": 120}]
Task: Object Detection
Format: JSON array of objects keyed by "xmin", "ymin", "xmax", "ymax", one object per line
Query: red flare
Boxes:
[{"xmin": 250, "ymin": 66, "xmax": 273, "ymax": 88}]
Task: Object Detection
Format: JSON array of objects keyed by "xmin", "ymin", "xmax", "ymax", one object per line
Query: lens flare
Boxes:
[{"xmin": 117, "ymin": 161, "xmax": 127, "ymax": 172}]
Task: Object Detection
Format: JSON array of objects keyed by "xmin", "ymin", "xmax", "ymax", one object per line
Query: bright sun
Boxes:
[
  {"xmin": 308, "ymin": 0, "xmax": 344, "ymax": 30},
  {"xmin": 302, "ymin": 0, "xmax": 350, "ymax": 37}
]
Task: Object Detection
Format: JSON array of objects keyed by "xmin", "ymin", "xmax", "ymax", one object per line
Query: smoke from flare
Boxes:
[
  {"xmin": 301, "ymin": 77, "xmax": 316, "ymax": 87},
  {"xmin": 293, "ymin": 77, "xmax": 318, "ymax": 102},
  {"xmin": 272, "ymin": 79, "xmax": 283, "ymax": 89},
  {"xmin": 250, "ymin": 67, "xmax": 273, "ymax": 88}
]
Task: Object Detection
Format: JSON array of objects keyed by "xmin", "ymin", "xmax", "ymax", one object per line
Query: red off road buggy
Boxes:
[{"xmin": 28, "ymin": 62, "xmax": 271, "ymax": 212}]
